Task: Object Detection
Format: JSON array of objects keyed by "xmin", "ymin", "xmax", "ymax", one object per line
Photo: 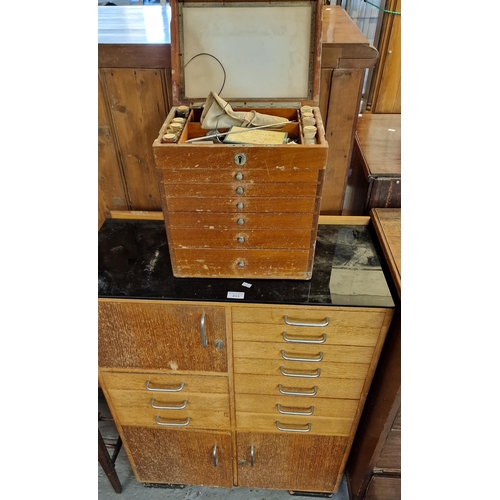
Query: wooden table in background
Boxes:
[
  {"xmin": 347, "ymin": 208, "xmax": 401, "ymax": 500},
  {"xmin": 343, "ymin": 114, "xmax": 401, "ymax": 215}
]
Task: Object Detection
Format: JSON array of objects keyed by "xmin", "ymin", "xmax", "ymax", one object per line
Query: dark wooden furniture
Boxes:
[
  {"xmin": 98, "ymin": 5, "xmax": 379, "ymax": 228},
  {"xmin": 98, "ymin": 426, "xmax": 123, "ymax": 493},
  {"xmin": 347, "ymin": 208, "xmax": 401, "ymax": 500},
  {"xmin": 342, "ymin": 114, "xmax": 401, "ymax": 215},
  {"xmin": 98, "ymin": 214, "xmax": 394, "ymax": 495}
]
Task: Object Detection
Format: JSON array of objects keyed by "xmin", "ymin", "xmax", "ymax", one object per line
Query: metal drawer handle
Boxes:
[
  {"xmin": 200, "ymin": 312, "xmax": 207, "ymax": 348},
  {"xmin": 213, "ymin": 445, "xmax": 218, "ymax": 467},
  {"xmin": 150, "ymin": 399, "xmax": 187, "ymax": 410},
  {"xmin": 283, "ymin": 315, "xmax": 330, "ymax": 327},
  {"xmin": 155, "ymin": 416, "xmax": 190, "ymax": 427},
  {"xmin": 278, "ymin": 384, "xmax": 317, "ymax": 397},
  {"xmin": 146, "ymin": 381, "xmax": 185, "ymax": 392},
  {"xmin": 282, "ymin": 331, "xmax": 326, "ymax": 344},
  {"xmin": 277, "ymin": 404, "xmax": 314, "ymax": 416},
  {"xmin": 281, "ymin": 350, "xmax": 323, "ymax": 362},
  {"xmin": 280, "ymin": 366, "xmax": 321, "ymax": 378},
  {"xmin": 276, "ymin": 421, "xmax": 311, "ymax": 433},
  {"xmin": 250, "ymin": 446, "xmax": 255, "ymax": 467}
]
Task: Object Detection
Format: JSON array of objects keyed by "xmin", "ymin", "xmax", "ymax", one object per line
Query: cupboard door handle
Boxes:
[
  {"xmin": 280, "ymin": 366, "xmax": 321, "ymax": 378},
  {"xmin": 278, "ymin": 384, "xmax": 317, "ymax": 396},
  {"xmin": 213, "ymin": 445, "xmax": 218, "ymax": 467},
  {"xmin": 282, "ymin": 331, "xmax": 326, "ymax": 344},
  {"xmin": 277, "ymin": 404, "xmax": 314, "ymax": 416},
  {"xmin": 276, "ymin": 421, "xmax": 311, "ymax": 433},
  {"xmin": 146, "ymin": 381, "xmax": 185, "ymax": 392},
  {"xmin": 281, "ymin": 350, "xmax": 323, "ymax": 362},
  {"xmin": 155, "ymin": 416, "xmax": 190, "ymax": 427},
  {"xmin": 150, "ymin": 399, "xmax": 188, "ymax": 410},
  {"xmin": 250, "ymin": 446, "xmax": 255, "ymax": 467},
  {"xmin": 200, "ymin": 312, "xmax": 207, "ymax": 348},
  {"xmin": 283, "ymin": 315, "xmax": 329, "ymax": 327}
]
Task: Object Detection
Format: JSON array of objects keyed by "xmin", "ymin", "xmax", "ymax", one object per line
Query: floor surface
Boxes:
[{"xmin": 99, "ymin": 390, "xmax": 349, "ymax": 499}]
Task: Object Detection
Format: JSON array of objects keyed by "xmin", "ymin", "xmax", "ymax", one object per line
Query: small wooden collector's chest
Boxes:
[{"xmin": 153, "ymin": 0, "xmax": 329, "ymax": 279}]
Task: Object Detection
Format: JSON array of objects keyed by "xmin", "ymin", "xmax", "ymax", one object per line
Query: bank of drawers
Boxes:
[
  {"xmin": 232, "ymin": 306, "xmax": 384, "ymax": 436},
  {"xmin": 100, "ymin": 371, "xmax": 230, "ymax": 430},
  {"xmin": 155, "ymin": 150, "xmax": 326, "ymax": 279}
]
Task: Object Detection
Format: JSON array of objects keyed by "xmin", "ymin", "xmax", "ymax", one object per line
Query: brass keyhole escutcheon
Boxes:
[{"xmin": 234, "ymin": 153, "xmax": 247, "ymax": 166}]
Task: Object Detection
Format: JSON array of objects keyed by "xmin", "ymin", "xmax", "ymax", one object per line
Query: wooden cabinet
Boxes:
[{"xmin": 98, "ymin": 217, "xmax": 395, "ymax": 495}]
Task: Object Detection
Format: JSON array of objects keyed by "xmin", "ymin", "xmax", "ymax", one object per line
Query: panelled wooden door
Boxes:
[
  {"xmin": 236, "ymin": 432, "xmax": 347, "ymax": 492},
  {"xmin": 122, "ymin": 427, "xmax": 233, "ymax": 488}
]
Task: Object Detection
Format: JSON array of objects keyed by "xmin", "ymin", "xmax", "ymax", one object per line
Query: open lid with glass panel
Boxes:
[{"xmin": 170, "ymin": 0, "xmax": 324, "ymax": 108}]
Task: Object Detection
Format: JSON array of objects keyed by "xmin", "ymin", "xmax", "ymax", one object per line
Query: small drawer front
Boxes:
[
  {"xmin": 159, "ymin": 166, "xmax": 322, "ymax": 184},
  {"xmin": 165, "ymin": 196, "xmax": 319, "ymax": 214},
  {"xmin": 234, "ymin": 374, "xmax": 365, "ymax": 400},
  {"xmin": 98, "ymin": 300, "xmax": 227, "ymax": 372},
  {"xmin": 232, "ymin": 306, "xmax": 388, "ymax": 332},
  {"xmin": 236, "ymin": 412, "xmax": 353, "ymax": 436},
  {"xmin": 162, "ymin": 181, "xmax": 319, "ymax": 198},
  {"xmin": 168, "ymin": 228, "xmax": 313, "ymax": 250},
  {"xmin": 167, "ymin": 212, "xmax": 315, "ymax": 230},
  {"xmin": 235, "ymin": 393, "xmax": 358, "ymax": 420},
  {"xmin": 233, "ymin": 341, "xmax": 375, "ymax": 365},
  {"xmin": 172, "ymin": 248, "xmax": 312, "ymax": 279}
]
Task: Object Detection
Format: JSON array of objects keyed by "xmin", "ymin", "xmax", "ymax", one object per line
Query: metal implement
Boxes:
[
  {"xmin": 250, "ymin": 446, "xmax": 255, "ymax": 467},
  {"xmin": 280, "ymin": 366, "xmax": 321, "ymax": 378},
  {"xmin": 150, "ymin": 399, "xmax": 188, "ymax": 410},
  {"xmin": 212, "ymin": 445, "xmax": 218, "ymax": 467},
  {"xmin": 155, "ymin": 416, "xmax": 191, "ymax": 427},
  {"xmin": 281, "ymin": 350, "xmax": 323, "ymax": 362},
  {"xmin": 200, "ymin": 312, "xmax": 207, "ymax": 348},
  {"xmin": 278, "ymin": 384, "xmax": 317, "ymax": 397},
  {"xmin": 282, "ymin": 331, "xmax": 327, "ymax": 344},
  {"xmin": 276, "ymin": 421, "xmax": 312, "ymax": 433},
  {"xmin": 146, "ymin": 381, "xmax": 185, "ymax": 392},
  {"xmin": 284, "ymin": 316, "xmax": 330, "ymax": 327},
  {"xmin": 277, "ymin": 404, "xmax": 314, "ymax": 416}
]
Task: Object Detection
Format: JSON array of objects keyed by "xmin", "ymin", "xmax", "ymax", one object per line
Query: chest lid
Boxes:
[{"xmin": 170, "ymin": 0, "xmax": 324, "ymax": 107}]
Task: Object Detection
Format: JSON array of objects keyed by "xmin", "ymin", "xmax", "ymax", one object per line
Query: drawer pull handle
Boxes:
[
  {"xmin": 278, "ymin": 384, "xmax": 317, "ymax": 397},
  {"xmin": 283, "ymin": 316, "xmax": 330, "ymax": 327},
  {"xmin": 200, "ymin": 312, "xmax": 207, "ymax": 348},
  {"xmin": 281, "ymin": 350, "xmax": 323, "ymax": 362},
  {"xmin": 250, "ymin": 446, "xmax": 255, "ymax": 467},
  {"xmin": 280, "ymin": 366, "xmax": 321, "ymax": 378},
  {"xmin": 146, "ymin": 381, "xmax": 185, "ymax": 392},
  {"xmin": 213, "ymin": 445, "xmax": 218, "ymax": 467},
  {"xmin": 150, "ymin": 399, "xmax": 188, "ymax": 410},
  {"xmin": 276, "ymin": 421, "xmax": 311, "ymax": 433},
  {"xmin": 277, "ymin": 404, "xmax": 314, "ymax": 416},
  {"xmin": 155, "ymin": 416, "xmax": 190, "ymax": 427},
  {"xmin": 282, "ymin": 331, "xmax": 326, "ymax": 344}
]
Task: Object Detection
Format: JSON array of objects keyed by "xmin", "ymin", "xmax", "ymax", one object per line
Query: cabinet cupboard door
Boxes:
[
  {"xmin": 236, "ymin": 432, "xmax": 347, "ymax": 493},
  {"xmin": 98, "ymin": 300, "xmax": 227, "ymax": 372},
  {"xmin": 123, "ymin": 426, "xmax": 232, "ymax": 488}
]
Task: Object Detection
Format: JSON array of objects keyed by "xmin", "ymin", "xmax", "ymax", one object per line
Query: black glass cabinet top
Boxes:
[{"xmin": 98, "ymin": 219, "xmax": 394, "ymax": 308}]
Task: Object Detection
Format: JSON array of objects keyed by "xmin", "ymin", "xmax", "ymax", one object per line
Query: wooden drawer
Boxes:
[
  {"xmin": 161, "ymin": 181, "xmax": 319, "ymax": 198},
  {"xmin": 172, "ymin": 248, "xmax": 312, "ymax": 279},
  {"xmin": 100, "ymin": 371, "xmax": 229, "ymax": 394},
  {"xmin": 166, "ymin": 212, "xmax": 315, "ymax": 229},
  {"xmin": 232, "ymin": 306, "xmax": 388, "ymax": 331},
  {"xmin": 236, "ymin": 412, "xmax": 352, "ymax": 436},
  {"xmin": 232, "ymin": 322, "xmax": 381, "ymax": 347},
  {"xmin": 168, "ymin": 227, "xmax": 314, "ymax": 249},
  {"xmin": 159, "ymin": 165, "xmax": 322, "ymax": 184},
  {"xmin": 98, "ymin": 300, "xmax": 227, "ymax": 372},
  {"xmin": 235, "ymin": 393, "xmax": 358, "ymax": 419},
  {"xmin": 233, "ymin": 341, "xmax": 375, "ymax": 364},
  {"xmin": 233, "ymin": 357, "xmax": 370, "ymax": 380},
  {"xmin": 165, "ymin": 196, "xmax": 319, "ymax": 213},
  {"xmin": 234, "ymin": 373, "xmax": 365, "ymax": 399}
]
